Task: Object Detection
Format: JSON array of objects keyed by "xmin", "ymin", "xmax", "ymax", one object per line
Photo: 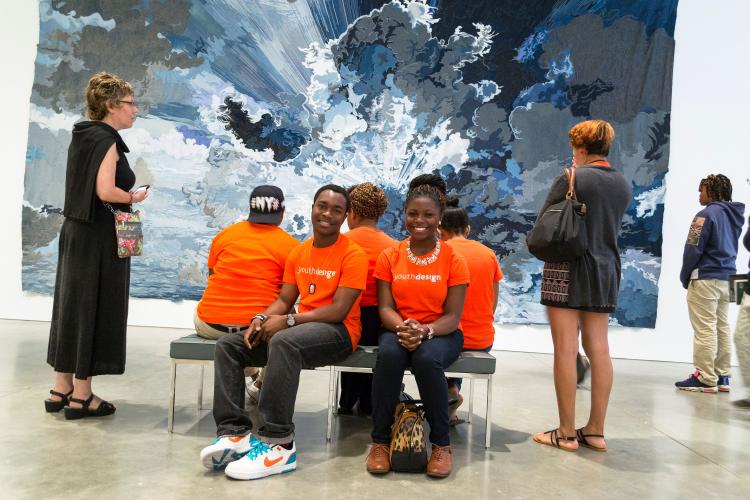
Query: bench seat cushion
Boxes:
[
  {"xmin": 334, "ymin": 346, "xmax": 496, "ymax": 374},
  {"xmin": 170, "ymin": 334, "xmax": 216, "ymax": 360},
  {"xmin": 170, "ymin": 335, "xmax": 496, "ymax": 375}
]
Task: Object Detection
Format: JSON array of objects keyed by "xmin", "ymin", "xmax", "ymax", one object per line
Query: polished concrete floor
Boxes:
[{"xmin": 0, "ymin": 319, "xmax": 748, "ymax": 499}]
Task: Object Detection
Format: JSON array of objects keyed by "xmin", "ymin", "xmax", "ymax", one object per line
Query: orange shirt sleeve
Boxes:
[
  {"xmin": 373, "ymin": 247, "xmax": 394, "ymax": 282},
  {"xmin": 494, "ymin": 257, "xmax": 504, "ymax": 282},
  {"xmin": 207, "ymin": 229, "xmax": 226, "ymax": 269},
  {"xmin": 447, "ymin": 250, "xmax": 470, "ymax": 287},
  {"xmin": 283, "ymin": 244, "xmax": 303, "ymax": 286},
  {"xmin": 338, "ymin": 245, "xmax": 368, "ymax": 290},
  {"xmin": 275, "ymin": 233, "xmax": 300, "ymax": 271}
]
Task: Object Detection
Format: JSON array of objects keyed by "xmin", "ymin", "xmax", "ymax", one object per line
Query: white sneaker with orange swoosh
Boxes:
[
  {"xmin": 200, "ymin": 434, "xmax": 258, "ymax": 471},
  {"xmin": 224, "ymin": 439, "xmax": 297, "ymax": 480}
]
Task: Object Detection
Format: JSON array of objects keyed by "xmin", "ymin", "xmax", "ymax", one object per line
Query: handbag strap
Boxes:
[
  {"xmin": 103, "ymin": 201, "xmax": 133, "ymax": 215},
  {"xmin": 102, "ymin": 202, "xmax": 118, "ymax": 215},
  {"xmin": 564, "ymin": 167, "xmax": 577, "ymax": 200}
]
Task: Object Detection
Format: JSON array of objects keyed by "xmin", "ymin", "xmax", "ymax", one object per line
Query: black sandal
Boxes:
[
  {"xmin": 64, "ymin": 394, "xmax": 116, "ymax": 420},
  {"xmin": 533, "ymin": 429, "xmax": 578, "ymax": 452},
  {"xmin": 44, "ymin": 389, "xmax": 73, "ymax": 413},
  {"xmin": 576, "ymin": 427, "xmax": 607, "ymax": 452}
]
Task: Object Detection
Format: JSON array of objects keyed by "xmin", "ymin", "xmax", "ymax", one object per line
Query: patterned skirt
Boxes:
[
  {"xmin": 540, "ymin": 260, "xmax": 615, "ymax": 313},
  {"xmin": 540, "ymin": 261, "xmax": 570, "ymax": 305}
]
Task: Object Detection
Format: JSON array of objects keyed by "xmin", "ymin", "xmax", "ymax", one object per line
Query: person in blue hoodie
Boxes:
[
  {"xmin": 732, "ymin": 214, "xmax": 750, "ymax": 407},
  {"xmin": 676, "ymin": 174, "xmax": 745, "ymax": 392}
]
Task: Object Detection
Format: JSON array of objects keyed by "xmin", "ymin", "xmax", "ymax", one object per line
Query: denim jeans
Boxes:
[
  {"xmin": 213, "ymin": 322, "xmax": 352, "ymax": 444},
  {"xmin": 338, "ymin": 306, "xmax": 381, "ymax": 413},
  {"xmin": 447, "ymin": 345, "xmax": 492, "ymax": 391},
  {"xmin": 371, "ymin": 329, "xmax": 463, "ymax": 447}
]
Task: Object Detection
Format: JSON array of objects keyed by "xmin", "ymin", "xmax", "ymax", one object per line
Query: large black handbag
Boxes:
[{"xmin": 526, "ymin": 167, "xmax": 588, "ymax": 262}]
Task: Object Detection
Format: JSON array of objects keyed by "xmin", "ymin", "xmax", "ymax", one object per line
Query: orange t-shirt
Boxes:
[
  {"xmin": 345, "ymin": 226, "xmax": 397, "ymax": 307},
  {"xmin": 197, "ymin": 222, "xmax": 300, "ymax": 325},
  {"xmin": 446, "ymin": 238, "xmax": 503, "ymax": 349},
  {"xmin": 283, "ymin": 234, "xmax": 368, "ymax": 349},
  {"xmin": 373, "ymin": 240, "xmax": 470, "ymax": 326}
]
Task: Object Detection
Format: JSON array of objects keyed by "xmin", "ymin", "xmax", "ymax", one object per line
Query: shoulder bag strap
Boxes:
[{"xmin": 565, "ymin": 167, "xmax": 577, "ymax": 200}]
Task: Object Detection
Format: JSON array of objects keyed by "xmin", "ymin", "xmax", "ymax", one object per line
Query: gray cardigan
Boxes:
[{"xmin": 539, "ymin": 165, "xmax": 632, "ymax": 308}]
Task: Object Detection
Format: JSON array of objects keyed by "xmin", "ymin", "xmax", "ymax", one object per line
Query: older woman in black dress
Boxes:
[
  {"xmin": 45, "ymin": 72, "xmax": 149, "ymax": 419},
  {"xmin": 532, "ymin": 119, "xmax": 631, "ymax": 452}
]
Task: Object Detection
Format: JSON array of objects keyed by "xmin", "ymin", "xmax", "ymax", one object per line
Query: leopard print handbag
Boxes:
[{"xmin": 389, "ymin": 400, "xmax": 428, "ymax": 472}]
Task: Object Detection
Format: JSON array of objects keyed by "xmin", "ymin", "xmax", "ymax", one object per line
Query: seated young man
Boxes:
[
  {"xmin": 193, "ymin": 185, "xmax": 299, "ymax": 397},
  {"xmin": 200, "ymin": 184, "xmax": 367, "ymax": 481}
]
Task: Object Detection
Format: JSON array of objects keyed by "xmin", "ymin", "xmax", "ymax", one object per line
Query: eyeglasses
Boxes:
[{"xmin": 117, "ymin": 100, "xmax": 138, "ymax": 107}]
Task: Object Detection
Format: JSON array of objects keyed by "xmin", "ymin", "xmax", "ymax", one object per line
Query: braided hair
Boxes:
[
  {"xmin": 440, "ymin": 197, "xmax": 469, "ymax": 234},
  {"xmin": 700, "ymin": 174, "xmax": 733, "ymax": 202},
  {"xmin": 408, "ymin": 173, "xmax": 447, "ymax": 195},
  {"xmin": 348, "ymin": 182, "xmax": 388, "ymax": 220},
  {"xmin": 405, "ymin": 183, "xmax": 446, "ymax": 213}
]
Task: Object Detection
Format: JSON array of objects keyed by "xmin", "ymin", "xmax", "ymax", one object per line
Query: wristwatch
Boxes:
[
  {"xmin": 286, "ymin": 314, "xmax": 296, "ymax": 327},
  {"xmin": 252, "ymin": 314, "xmax": 267, "ymax": 322},
  {"xmin": 423, "ymin": 324, "xmax": 435, "ymax": 340}
]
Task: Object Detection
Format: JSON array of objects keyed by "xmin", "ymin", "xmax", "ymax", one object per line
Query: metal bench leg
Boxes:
[
  {"xmin": 326, "ymin": 366, "xmax": 335, "ymax": 442},
  {"xmin": 485, "ymin": 374, "xmax": 493, "ymax": 449},
  {"xmin": 168, "ymin": 359, "xmax": 177, "ymax": 433},
  {"xmin": 197, "ymin": 364, "xmax": 205, "ymax": 410},
  {"xmin": 467, "ymin": 378, "xmax": 475, "ymax": 424},
  {"xmin": 333, "ymin": 368, "xmax": 341, "ymax": 415}
]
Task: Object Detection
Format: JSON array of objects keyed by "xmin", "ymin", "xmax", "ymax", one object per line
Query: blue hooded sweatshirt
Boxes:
[{"xmin": 680, "ymin": 201, "xmax": 746, "ymax": 289}]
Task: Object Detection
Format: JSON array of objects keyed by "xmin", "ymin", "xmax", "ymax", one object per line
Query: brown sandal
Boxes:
[
  {"xmin": 576, "ymin": 428, "xmax": 607, "ymax": 452},
  {"xmin": 533, "ymin": 429, "xmax": 578, "ymax": 452}
]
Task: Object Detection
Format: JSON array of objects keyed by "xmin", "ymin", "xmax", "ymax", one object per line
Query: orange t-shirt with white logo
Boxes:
[
  {"xmin": 345, "ymin": 226, "xmax": 397, "ymax": 307},
  {"xmin": 373, "ymin": 240, "xmax": 470, "ymax": 326},
  {"xmin": 446, "ymin": 237, "xmax": 503, "ymax": 349},
  {"xmin": 197, "ymin": 222, "xmax": 300, "ymax": 325},
  {"xmin": 283, "ymin": 234, "xmax": 368, "ymax": 349}
]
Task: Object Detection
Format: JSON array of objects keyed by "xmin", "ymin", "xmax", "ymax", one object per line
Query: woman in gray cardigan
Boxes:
[{"xmin": 532, "ymin": 120, "xmax": 631, "ymax": 452}]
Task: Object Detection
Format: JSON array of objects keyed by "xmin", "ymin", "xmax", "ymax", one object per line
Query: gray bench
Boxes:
[{"xmin": 169, "ymin": 334, "xmax": 496, "ymax": 448}]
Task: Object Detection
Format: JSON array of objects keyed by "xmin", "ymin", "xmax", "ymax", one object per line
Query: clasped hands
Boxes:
[
  {"xmin": 243, "ymin": 315, "xmax": 288, "ymax": 349},
  {"xmin": 395, "ymin": 318, "xmax": 428, "ymax": 351}
]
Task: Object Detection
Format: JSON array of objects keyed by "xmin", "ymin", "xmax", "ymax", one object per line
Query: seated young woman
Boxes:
[
  {"xmin": 365, "ymin": 183, "xmax": 469, "ymax": 479},
  {"xmin": 440, "ymin": 198, "xmax": 503, "ymax": 425}
]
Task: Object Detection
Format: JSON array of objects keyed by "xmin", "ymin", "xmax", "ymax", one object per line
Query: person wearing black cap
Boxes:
[{"xmin": 194, "ymin": 185, "xmax": 299, "ymax": 340}]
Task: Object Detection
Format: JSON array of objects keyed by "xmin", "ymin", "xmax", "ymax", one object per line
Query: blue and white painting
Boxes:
[{"xmin": 23, "ymin": 0, "xmax": 678, "ymax": 327}]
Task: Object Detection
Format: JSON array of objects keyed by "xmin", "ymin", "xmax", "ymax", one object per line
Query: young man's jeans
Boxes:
[
  {"xmin": 371, "ymin": 329, "xmax": 463, "ymax": 447},
  {"xmin": 213, "ymin": 322, "xmax": 352, "ymax": 444}
]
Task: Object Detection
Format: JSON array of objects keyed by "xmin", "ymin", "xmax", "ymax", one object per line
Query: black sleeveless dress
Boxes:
[{"xmin": 47, "ymin": 121, "xmax": 135, "ymax": 379}]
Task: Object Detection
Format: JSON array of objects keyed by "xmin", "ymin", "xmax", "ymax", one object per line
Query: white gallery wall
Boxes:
[{"xmin": 0, "ymin": 1, "xmax": 748, "ymax": 363}]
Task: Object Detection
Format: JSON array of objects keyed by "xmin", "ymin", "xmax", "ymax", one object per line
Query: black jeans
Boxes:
[
  {"xmin": 371, "ymin": 329, "xmax": 463, "ymax": 446},
  {"xmin": 213, "ymin": 322, "xmax": 352, "ymax": 444},
  {"xmin": 338, "ymin": 306, "xmax": 381, "ymax": 413}
]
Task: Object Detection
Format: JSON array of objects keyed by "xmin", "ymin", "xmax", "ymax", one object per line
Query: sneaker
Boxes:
[
  {"xmin": 675, "ymin": 371, "xmax": 718, "ymax": 393},
  {"xmin": 718, "ymin": 376, "xmax": 730, "ymax": 392},
  {"xmin": 200, "ymin": 434, "xmax": 257, "ymax": 471},
  {"xmin": 224, "ymin": 439, "xmax": 297, "ymax": 480}
]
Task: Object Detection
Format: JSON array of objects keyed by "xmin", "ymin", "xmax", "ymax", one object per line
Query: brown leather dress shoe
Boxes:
[
  {"xmin": 426, "ymin": 444, "xmax": 452, "ymax": 478},
  {"xmin": 366, "ymin": 443, "xmax": 391, "ymax": 474}
]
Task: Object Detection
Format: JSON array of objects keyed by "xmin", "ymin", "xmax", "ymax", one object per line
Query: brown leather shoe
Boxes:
[
  {"xmin": 366, "ymin": 443, "xmax": 391, "ymax": 474},
  {"xmin": 426, "ymin": 444, "xmax": 452, "ymax": 478}
]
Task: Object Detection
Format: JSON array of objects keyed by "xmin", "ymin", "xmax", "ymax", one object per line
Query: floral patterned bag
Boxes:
[{"xmin": 104, "ymin": 203, "xmax": 143, "ymax": 258}]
